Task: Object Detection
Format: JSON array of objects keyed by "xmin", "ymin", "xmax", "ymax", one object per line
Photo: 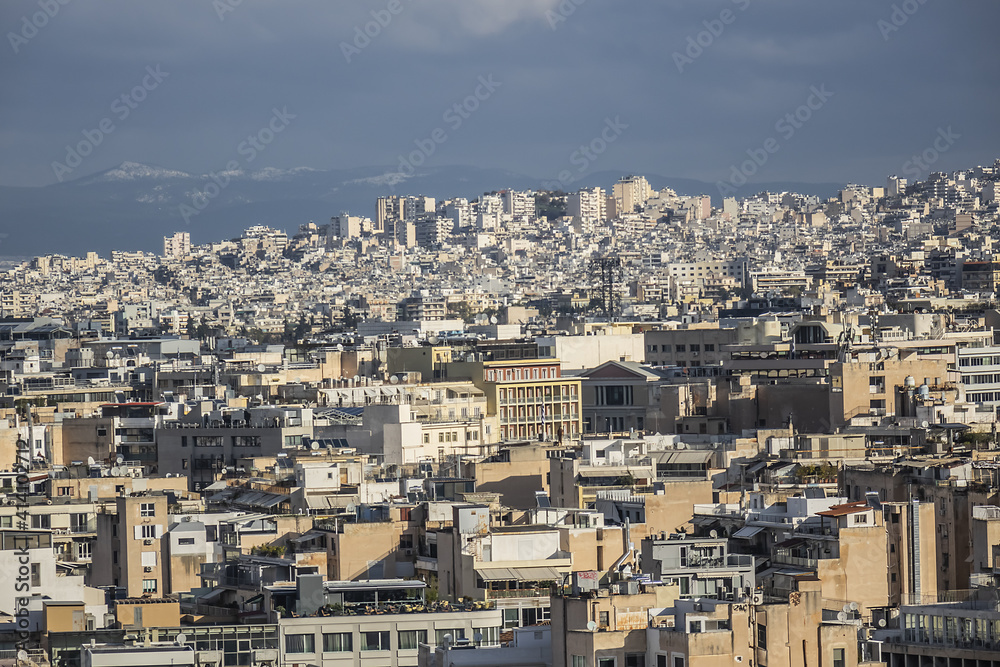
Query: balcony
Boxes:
[
  {"xmin": 693, "ymin": 503, "xmax": 742, "ymax": 518},
  {"xmin": 656, "ymin": 554, "xmax": 754, "ymax": 571}
]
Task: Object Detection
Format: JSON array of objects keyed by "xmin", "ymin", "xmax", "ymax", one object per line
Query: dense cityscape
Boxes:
[{"xmin": 3, "ymin": 161, "xmax": 1000, "ymax": 667}]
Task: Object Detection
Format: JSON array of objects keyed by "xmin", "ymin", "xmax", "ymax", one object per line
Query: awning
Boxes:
[
  {"xmin": 733, "ymin": 525, "xmax": 764, "ymax": 539},
  {"xmin": 476, "ymin": 566, "xmax": 563, "ymax": 582},
  {"xmin": 656, "ymin": 451, "xmax": 714, "ymax": 465},
  {"xmin": 199, "ymin": 588, "xmax": 224, "ymax": 603},
  {"xmin": 204, "ymin": 481, "xmax": 229, "ymax": 491},
  {"xmin": 745, "ymin": 461, "xmax": 768, "ymax": 474},
  {"xmin": 290, "ymin": 532, "xmax": 323, "ymax": 544}
]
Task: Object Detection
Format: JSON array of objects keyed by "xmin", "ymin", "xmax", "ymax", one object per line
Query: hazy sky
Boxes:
[{"xmin": 2, "ymin": 0, "xmax": 998, "ymax": 188}]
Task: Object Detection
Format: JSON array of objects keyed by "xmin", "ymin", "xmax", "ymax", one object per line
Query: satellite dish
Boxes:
[
  {"xmin": 16, "ymin": 651, "xmax": 27, "ymax": 662},
  {"xmin": 427, "ymin": 335, "xmax": 440, "ymax": 345},
  {"xmin": 336, "ymin": 343, "xmax": 344, "ymax": 352},
  {"xmin": 849, "ymin": 601, "xmax": 859, "ymax": 611},
  {"xmin": 87, "ymin": 456, "xmax": 95, "ymax": 466},
  {"xmin": 490, "ymin": 315, "xmax": 498, "ymax": 324},
  {"xmin": 709, "ymin": 529, "xmax": 718, "ymax": 538},
  {"xmin": 345, "ymin": 503, "xmax": 356, "ymax": 514},
  {"xmin": 878, "ymin": 618, "xmax": 887, "ymax": 627},
  {"xmin": 175, "ymin": 633, "xmax": 187, "ymax": 644},
  {"xmin": 106, "ymin": 350, "xmax": 115, "ymax": 359},
  {"xmin": 353, "ymin": 375, "xmax": 360, "ymax": 383},
  {"xmin": 586, "ymin": 621, "xmax": 598, "ymax": 632},
  {"xmin": 116, "ymin": 455, "xmax": 124, "ymax": 464},
  {"xmin": 110, "ymin": 467, "xmax": 121, "ymax": 477},
  {"xmin": 843, "ymin": 604, "xmax": 852, "ymax": 613},
  {"xmin": 442, "ymin": 633, "xmax": 453, "ymax": 647},
  {"xmin": 390, "ymin": 375, "xmax": 399, "ymax": 384},
  {"xmin": 257, "ymin": 364, "xmax": 266, "ymax": 373},
  {"xmin": 921, "ymin": 421, "xmax": 929, "ymax": 429},
  {"xmin": 310, "ymin": 442, "xmax": 319, "ymax": 451}
]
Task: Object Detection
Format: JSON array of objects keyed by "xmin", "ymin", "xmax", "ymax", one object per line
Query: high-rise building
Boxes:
[
  {"xmin": 612, "ymin": 175, "xmax": 651, "ymax": 215},
  {"xmin": 566, "ymin": 187, "xmax": 606, "ymax": 232},
  {"xmin": 501, "ymin": 190, "xmax": 535, "ymax": 218},
  {"xmin": 162, "ymin": 232, "xmax": 191, "ymax": 258},
  {"xmin": 93, "ymin": 493, "xmax": 169, "ymax": 597}
]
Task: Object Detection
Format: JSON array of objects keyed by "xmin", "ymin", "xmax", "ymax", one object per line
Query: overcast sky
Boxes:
[{"xmin": 2, "ymin": 0, "xmax": 998, "ymax": 188}]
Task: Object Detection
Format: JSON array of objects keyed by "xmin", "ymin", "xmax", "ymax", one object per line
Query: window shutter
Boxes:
[{"xmin": 134, "ymin": 526, "xmax": 142, "ymax": 539}]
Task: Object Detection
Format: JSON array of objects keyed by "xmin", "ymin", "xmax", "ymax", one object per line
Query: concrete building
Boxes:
[
  {"xmin": 92, "ymin": 493, "xmax": 169, "ymax": 597},
  {"xmin": 162, "ymin": 232, "xmax": 191, "ymax": 259}
]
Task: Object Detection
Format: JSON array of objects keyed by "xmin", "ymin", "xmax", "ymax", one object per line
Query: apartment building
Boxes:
[
  {"xmin": 162, "ymin": 232, "xmax": 191, "ymax": 259},
  {"xmin": 92, "ymin": 493, "xmax": 169, "ymax": 597},
  {"xmin": 612, "ymin": 175, "xmax": 651, "ymax": 215}
]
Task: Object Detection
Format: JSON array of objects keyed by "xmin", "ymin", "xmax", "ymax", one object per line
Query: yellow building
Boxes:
[{"xmin": 446, "ymin": 359, "xmax": 582, "ymax": 442}]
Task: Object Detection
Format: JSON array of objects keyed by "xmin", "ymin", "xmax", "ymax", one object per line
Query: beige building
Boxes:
[{"xmin": 92, "ymin": 493, "xmax": 169, "ymax": 597}]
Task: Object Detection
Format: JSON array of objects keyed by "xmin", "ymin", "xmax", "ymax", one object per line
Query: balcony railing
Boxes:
[{"xmin": 656, "ymin": 554, "xmax": 754, "ymax": 571}]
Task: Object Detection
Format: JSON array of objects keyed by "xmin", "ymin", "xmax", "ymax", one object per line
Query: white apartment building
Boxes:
[
  {"xmin": 501, "ymin": 190, "xmax": 534, "ymax": 219},
  {"xmin": 666, "ymin": 259, "xmax": 750, "ymax": 288},
  {"xmin": 959, "ymin": 345, "xmax": 1000, "ymax": 405},
  {"xmin": 162, "ymin": 232, "xmax": 191, "ymax": 258},
  {"xmin": 566, "ymin": 187, "xmax": 607, "ymax": 231}
]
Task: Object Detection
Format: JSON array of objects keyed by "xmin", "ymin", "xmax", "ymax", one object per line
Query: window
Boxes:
[
  {"xmin": 322, "ymin": 633, "xmax": 352, "ymax": 652},
  {"xmin": 141, "ymin": 525, "xmax": 156, "ymax": 539},
  {"xmin": 182, "ymin": 458, "xmax": 188, "ymax": 469},
  {"xmin": 832, "ymin": 648, "xmax": 845, "ymax": 667},
  {"xmin": 285, "ymin": 634, "xmax": 314, "ymax": 654},
  {"xmin": 77, "ymin": 542, "xmax": 92, "ymax": 560},
  {"xmin": 598, "ymin": 658, "xmax": 616, "ymax": 667},
  {"xmin": 140, "ymin": 503, "xmax": 155, "ymax": 517},
  {"xmin": 676, "ymin": 344, "xmax": 686, "ymax": 352},
  {"xmin": 398, "ymin": 630, "xmax": 426, "ymax": 650},
  {"xmin": 573, "ymin": 657, "xmax": 587, "ymax": 667},
  {"xmin": 58, "ymin": 486, "xmax": 72, "ymax": 496},
  {"xmin": 31, "ymin": 563, "xmax": 40, "ymax": 587},
  {"xmin": 436, "ymin": 629, "xmax": 465, "ymax": 644},
  {"xmin": 142, "ymin": 578, "xmax": 157, "ymax": 593},
  {"xmin": 705, "ymin": 344, "xmax": 715, "ymax": 352},
  {"xmin": 361, "ymin": 631, "xmax": 390, "ymax": 651},
  {"xmin": 757, "ymin": 622, "xmax": 767, "ymax": 647},
  {"xmin": 626, "ymin": 654, "xmax": 645, "ymax": 667},
  {"xmin": 181, "ymin": 436, "xmax": 188, "ymax": 448},
  {"xmin": 178, "ymin": 537, "xmax": 195, "ymax": 546}
]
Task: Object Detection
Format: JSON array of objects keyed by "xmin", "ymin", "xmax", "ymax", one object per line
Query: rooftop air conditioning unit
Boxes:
[
  {"xmin": 144, "ymin": 566, "xmax": 152, "ymax": 572},
  {"xmin": 144, "ymin": 539, "xmax": 153, "ymax": 545}
]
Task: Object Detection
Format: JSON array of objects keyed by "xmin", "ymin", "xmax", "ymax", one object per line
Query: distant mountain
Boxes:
[{"xmin": 0, "ymin": 161, "xmax": 844, "ymax": 256}]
